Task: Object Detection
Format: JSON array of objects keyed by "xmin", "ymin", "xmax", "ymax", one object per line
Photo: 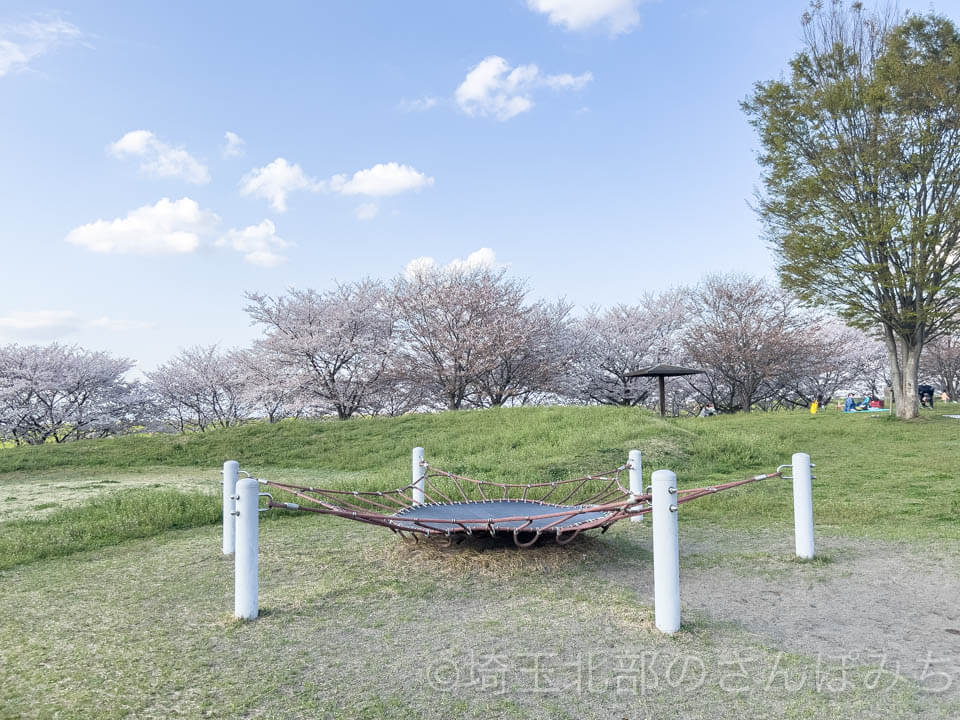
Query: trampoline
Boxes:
[{"xmin": 261, "ymin": 453, "xmax": 784, "ymax": 548}]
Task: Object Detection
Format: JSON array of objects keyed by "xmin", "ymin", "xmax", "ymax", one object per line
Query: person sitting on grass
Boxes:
[
  {"xmin": 843, "ymin": 393, "xmax": 856, "ymax": 412},
  {"xmin": 699, "ymin": 403, "xmax": 717, "ymax": 417},
  {"xmin": 857, "ymin": 395, "xmax": 871, "ymax": 411}
]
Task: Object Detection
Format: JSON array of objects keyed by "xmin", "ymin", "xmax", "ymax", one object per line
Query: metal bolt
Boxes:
[{"xmin": 669, "ymin": 505, "xmax": 678, "ymax": 513}]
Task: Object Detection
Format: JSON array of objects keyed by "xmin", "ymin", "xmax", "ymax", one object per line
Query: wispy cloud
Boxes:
[
  {"xmin": 109, "ymin": 130, "xmax": 211, "ymax": 184},
  {"xmin": 455, "ymin": 56, "xmax": 591, "ymax": 120},
  {"xmin": 398, "ymin": 96, "xmax": 439, "ymax": 112},
  {"xmin": 354, "ymin": 203, "xmax": 379, "ymax": 221},
  {"xmin": 0, "ymin": 15, "xmax": 83, "ymax": 77},
  {"xmin": 0, "ymin": 310, "xmax": 152, "ymax": 338},
  {"xmin": 222, "ymin": 131, "xmax": 246, "ymax": 158}
]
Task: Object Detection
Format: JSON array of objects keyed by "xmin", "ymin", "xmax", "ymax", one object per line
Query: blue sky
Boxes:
[{"xmin": 3, "ymin": 0, "xmax": 959, "ymax": 371}]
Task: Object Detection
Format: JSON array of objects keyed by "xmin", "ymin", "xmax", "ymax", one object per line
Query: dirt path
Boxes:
[{"xmin": 606, "ymin": 525, "xmax": 960, "ymax": 698}]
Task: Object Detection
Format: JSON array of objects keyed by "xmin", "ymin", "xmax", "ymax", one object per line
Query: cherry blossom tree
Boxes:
[
  {"xmin": 245, "ymin": 280, "xmax": 395, "ymax": 420},
  {"xmin": 393, "ymin": 265, "xmax": 529, "ymax": 410},
  {"xmin": 563, "ymin": 290, "xmax": 686, "ymax": 406},
  {"xmin": 0, "ymin": 343, "xmax": 142, "ymax": 444},
  {"xmin": 683, "ymin": 275, "xmax": 812, "ymax": 412},
  {"xmin": 145, "ymin": 345, "xmax": 250, "ymax": 431}
]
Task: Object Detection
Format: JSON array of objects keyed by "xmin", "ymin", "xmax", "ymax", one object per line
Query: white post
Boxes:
[
  {"xmin": 234, "ymin": 476, "xmax": 259, "ymax": 620},
  {"xmin": 652, "ymin": 469, "xmax": 680, "ymax": 634},
  {"xmin": 222, "ymin": 460, "xmax": 238, "ymax": 555},
  {"xmin": 628, "ymin": 449, "xmax": 643, "ymax": 523},
  {"xmin": 792, "ymin": 452, "xmax": 815, "ymax": 560},
  {"xmin": 412, "ymin": 447, "xmax": 426, "ymax": 505}
]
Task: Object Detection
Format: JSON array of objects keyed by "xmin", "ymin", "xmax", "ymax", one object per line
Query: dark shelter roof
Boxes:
[{"xmin": 626, "ymin": 363, "xmax": 704, "ymax": 378}]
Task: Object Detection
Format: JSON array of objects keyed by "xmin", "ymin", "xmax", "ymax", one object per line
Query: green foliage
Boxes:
[
  {"xmin": 0, "ymin": 489, "xmax": 221, "ymax": 570},
  {"xmin": 743, "ymin": 2, "xmax": 960, "ymax": 418}
]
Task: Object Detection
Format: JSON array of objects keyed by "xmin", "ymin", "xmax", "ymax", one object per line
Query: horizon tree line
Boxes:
[{"xmin": 3, "ymin": 265, "xmax": 942, "ymax": 445}]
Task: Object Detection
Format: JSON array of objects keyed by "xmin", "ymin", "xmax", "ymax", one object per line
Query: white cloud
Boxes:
[
  {"xmin": 239, "ymin": 157, "xmax": 321, "ymax": 212},
  {"xmin": 354, "ymin": 203, "xmax": 379, "ymax": 221},
  {"xmin": 0, "ymin": 311, "xmax": 151, "ymax": 338},
  {"xmin": 109, "ymin": 130, "xmax": 210, "ymax": 184},
  {"xmin": 222, "ymin": 131, "xmax": 245, "ymax": 158},
  {"xmin": 217, "ymin": 219, "xmax": 289, "ymax": 267},
  {"xmin": 404, "ymin": 248, "xmax": 499, "ymax": 279},
  {"xmin": 448, "ymin": 248, "xmax": 498, "ymax": 272},
  {"xmin": 0, "ymin": 16, "xmax": 82, "ymax": 77},
  {"xmin": 240, "ymin": 159, "xmax": 433, "ymax": 212},
  {"xmin": 398, "ymin": 96, "xmax": 439, "ymax": 112},
  {"xmin": 0, "ymin": 310, "xmax": 81, "ymax": 333},
  {"xmin": 543, "ymin": 72, "xmax": 593, "ymax": 91},
  {"xmin": 65, "ymin": 197, "xmax": 219, "ymax": 255},
  {"xmin": 454, "ymin": 56, "xmax": 592, "ymax": 120},
  {"xmin": 329, "ymin": 162, "xmax": 434, "ymax": 197},
  {"xmin": 527, "ymin": 0, "xmax": 643, "ymax": 34}
]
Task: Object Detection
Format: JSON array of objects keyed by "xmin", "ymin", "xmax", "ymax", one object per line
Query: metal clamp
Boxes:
[{"xmin": 258, "ymin": 492, "xmax": 273, "ymax": 513}]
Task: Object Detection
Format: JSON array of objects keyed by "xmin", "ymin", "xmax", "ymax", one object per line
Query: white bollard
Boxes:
[
  {"xmin": 628, "ymin": 449, "xmax": 643, "ymax": 523},
  {"xmin": 792, "ymin": 452, "xmax": 815, "ymax": 560},
  {"xmin": 412, "ymin": 447, "xmax": 426, "ymax": 505},
  {"xmin": 652, "ymin": 469, "xmax": 681, "ymax": 634},
  {"xmin": 222, "ymin": 461, "xmax": 238, "ymax": 555},
  {"xmin": 234, "ymin": 477, "xmax": 259, "ymax": 620}
]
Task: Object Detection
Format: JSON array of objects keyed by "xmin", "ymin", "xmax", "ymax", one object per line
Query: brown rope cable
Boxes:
[{"xmin": 262, "ymin": 465, "xmax": 783, "ymax": 542}]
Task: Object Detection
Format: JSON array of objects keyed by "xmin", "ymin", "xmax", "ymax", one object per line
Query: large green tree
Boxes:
[{"xmin": 743, "ymin": 1, "xmax": 960, "ymax": 418}]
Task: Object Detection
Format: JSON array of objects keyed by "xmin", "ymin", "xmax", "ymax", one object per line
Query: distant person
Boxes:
[
  {"xmin": 856, "ymin": 395, "xmax": 871, "ymax": 411},
  {"xmin": 843, "ymin": 393, "xmax": 856, "ymax": 412},
  {"xmin": 699, "ymin": 403, "xmax": 717, "ymax": 417},
  {"xmin": 918, "ymin": 384, "xmax": 935, "ymax": 409},
  {"xmin": 941, "ymin": 390, "xmax": 951, "ymax": 403}
]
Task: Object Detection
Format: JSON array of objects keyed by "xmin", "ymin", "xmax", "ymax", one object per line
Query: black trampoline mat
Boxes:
[{"xmin": 390, "ymin": 499, "xmax": 612, "ymax": 532}]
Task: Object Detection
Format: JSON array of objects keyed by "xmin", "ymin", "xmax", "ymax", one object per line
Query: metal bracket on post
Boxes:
[
  {"xmin": 222, "ymin": 461, "xmax": 239, "ymax": 556},
  {"xmin": 652, "ymin": 469, "xmax": 681, "ymax": 634},
  {"xmin": 258, "ymin": 492, "xmax": 273, "ymax": 513},
  {"xmin": 628, "ymin": 450, "xmax": 643, "ymax": 522},
  {"xmin": 412, "ymin": 447, "xmax": 426, "ymax": 505}
]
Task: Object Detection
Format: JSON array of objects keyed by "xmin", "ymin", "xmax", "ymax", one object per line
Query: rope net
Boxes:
[{"xmin": 261, "ymin": 458, "xmax": 784, "ymax": 548}]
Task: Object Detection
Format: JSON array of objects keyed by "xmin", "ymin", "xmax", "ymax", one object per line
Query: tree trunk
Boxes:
[{"xmin": 884, "ymin": 328, "xmax": 921, "ymax": 419}]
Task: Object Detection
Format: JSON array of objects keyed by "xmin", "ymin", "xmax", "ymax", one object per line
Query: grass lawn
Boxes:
[{"xmin": 0, "ymin": 406, "xmax": 958, "ymax": 718}]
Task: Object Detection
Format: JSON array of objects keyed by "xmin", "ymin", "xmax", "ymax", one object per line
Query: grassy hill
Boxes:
[{"xmin": 1, "ymin": 405, "xmax": 957, "ymax": 570}]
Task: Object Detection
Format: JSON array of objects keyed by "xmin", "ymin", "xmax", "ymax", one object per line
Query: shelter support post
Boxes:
[
  {"xmin": 628, "ymin": 449, "xmax": 643, "ymax": 523},
  {"xmin": 652, "ymin": 469, "xmax": 680, "ymax": 634},
  {"xmin": 658, "ymin": 376, "xmax": 666, "ymax": 417},
  {"xmin": 222, "ymin": 460, "xmax": 238, "ymax": 556},
  {"xmin": 792, "ymin": 453, "xmax": 815, "ymax": 560},
  {"xmin": 412, "ymin": 447, "xmax": 426, "ymax": 505},
  {"xmin": 235, "ymin": 476, "xmax": 260, "ymax": 620}
]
